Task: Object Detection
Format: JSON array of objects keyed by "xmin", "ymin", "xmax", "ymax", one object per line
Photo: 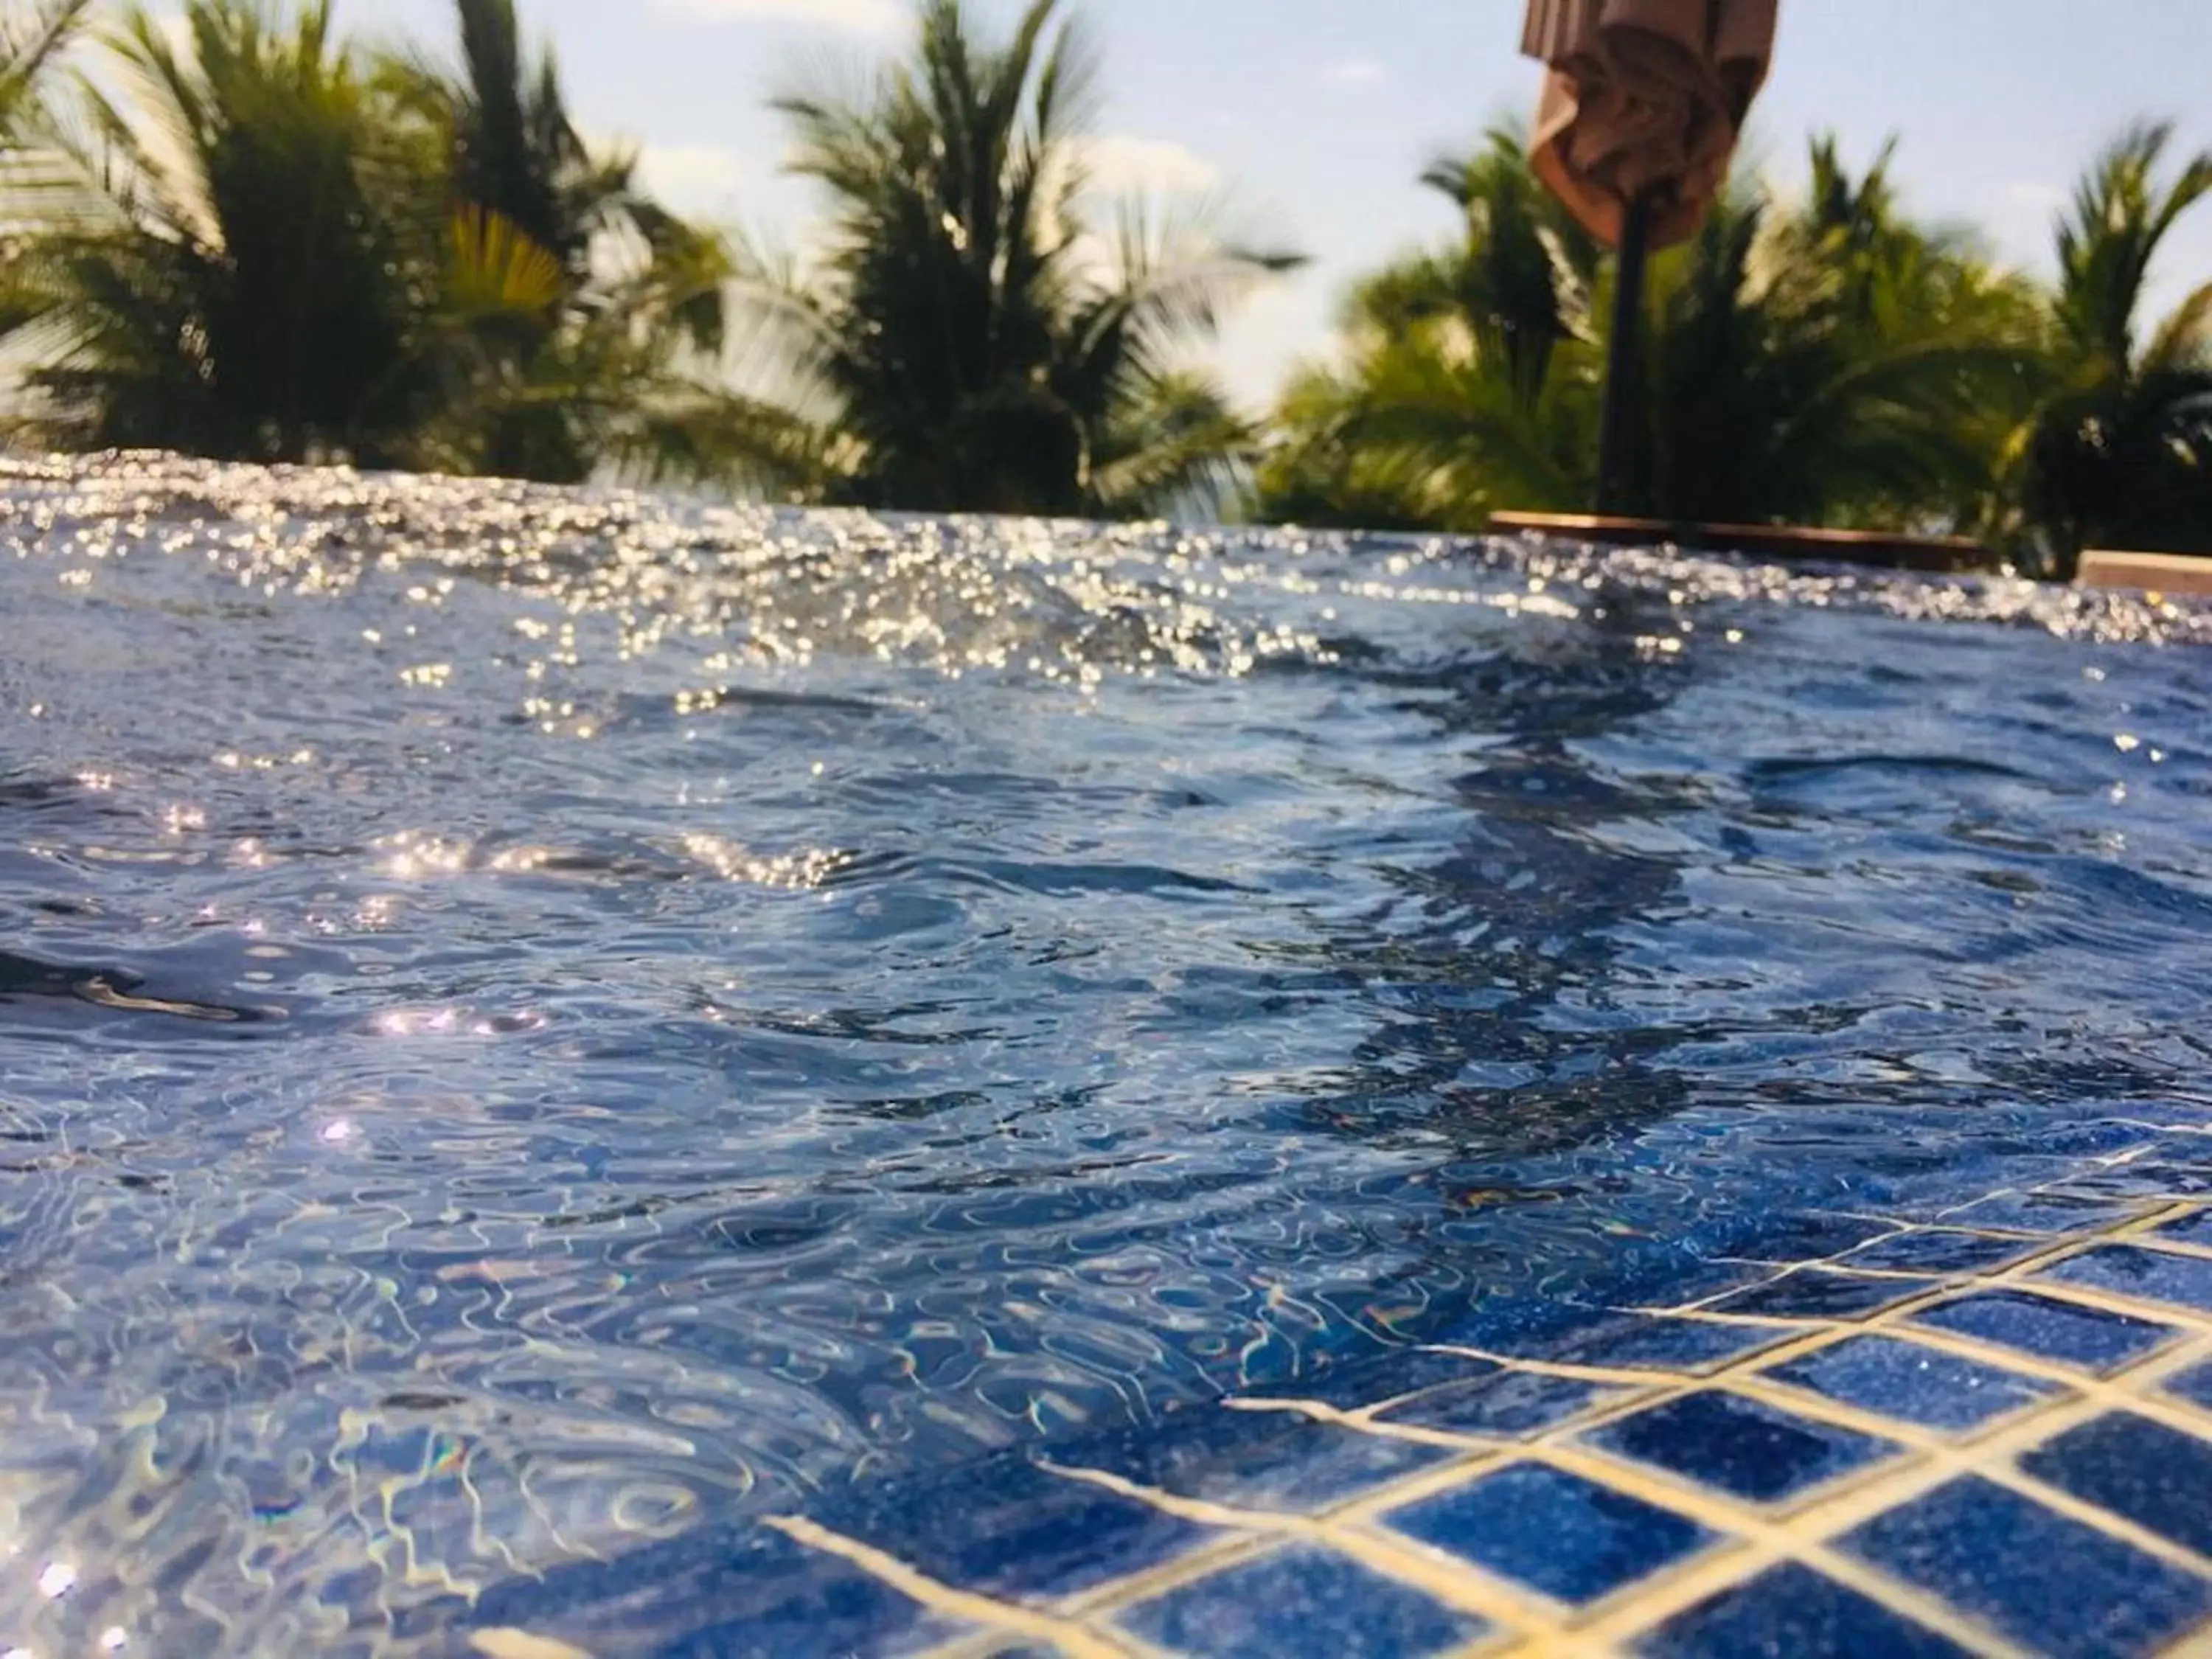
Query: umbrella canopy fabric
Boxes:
[{"xmin": 1523, "ymin": 0, "xmax": 1778, "ymax": 250}]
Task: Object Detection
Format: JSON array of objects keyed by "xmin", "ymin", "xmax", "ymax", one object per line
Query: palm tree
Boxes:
[
  {"xmin": 389, "ymin": 0, "xmax": 738, "ymax": 483},
  {"xmin": 1642, "ymin": 156, "xmax": 2042, "ymax": 529},
  {"xmin": 2016, "ymin": 122, "xmax": 2212, "ymax": 573},
  {"xmin": 1255, "ymin": 128, "xmax": 1603, "ymax": 529},
  {"xmin": 1257, "ymin": 131, "xmax": 2038, "ymax": 540},
  {"xmin": 1, "ymin": 0, "xmax": 740, "ymax": 481},
  {"xmin": 728, "ymin": 0, "xmax": 1301, "ymax": 518},
  {"xmin": 1416, "ymin": 131, "xmax": 1601, "ymax": 411},
  {"xmin": 3, "ymin": 0, "xmax": 451, "ymax": 464}
]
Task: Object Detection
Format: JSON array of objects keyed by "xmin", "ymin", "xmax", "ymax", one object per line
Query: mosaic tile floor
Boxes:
[{"xmin": 460, "ymin": 1117, "xmax": 2212, "ymax": 1658}]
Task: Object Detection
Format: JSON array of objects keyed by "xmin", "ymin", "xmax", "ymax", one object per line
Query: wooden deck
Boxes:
[
  {"xmin": 2076, "ymin": 549, "xmax": 2212, "ymax": 597},
  {"xmin": 1487, "ymin": 512, "xmax": 1997, "ymax": 574}
]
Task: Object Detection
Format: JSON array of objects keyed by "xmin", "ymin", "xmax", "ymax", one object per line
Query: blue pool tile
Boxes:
[
  {"xmin": 1551, "ymin": 1313, "xmax": 1804, "ymax": 1373},
  {"xmin": 1119, "ymin": 1545, "xmax": 1485, "ymax": 1659},
  {"xmin": 1380, "ymin": 1369, "xmax": 1615, "ymax": 1437},
  {"xmin": 1638, "ymin": 1561, "xmax": 1973, "ymax": 1659},
  {"xmin": 2140, "ymin": 1132, "xmax": 2212, "ymax": 1164},
  {"xmin": 2168, "ymin": 1363, "xmax": 2212, "ymax": 1412},
  {"xmin": 1613, "ymin": 1256, "xmax": 1781, "ymax": 1310},
  {"xmin": 1764, "ymin": 1335, "xmax": 2056, "ymax": 1431},
  {"xmin": 1387, "ymin": 1463, "xmax": 1713, "ymax": 1604},
  {"xmin": 2039, "ymin": 1243, "xmax": 2212, "ymax": 1314},
  {"xmin": 1844, "ymin": 1476, "xmax": 2212, "ymax": 1658},
  {"xmin": 1725, "ymin": 1213, "xmax": 1900, "ymax": 1264},
  {"xmin": 1706, "ymin": 1269, "xmax": 1937, "ymax": 1321},
  {"xmin": 1909, "ymin": 1290, "xmax": 2177, "ymax": 1374},
  {"xmin": 819, "ymin": 1455, "xmax": 1208, "ymax": 1603},
  {"xmin": 1246, "ymin": 1346, "xmax": 1501, "ymax": 1412},
  {"xmin": 1054, "ymin": 1402, "xmax": 1451, "ymax": 1514},
  {"xmin": 1838, "ymin": 1228, "xmax": 2039, "ymax": 1276},
  {"xmin": 1944, "ymin": 1191, "xmax": 2141, "ymax": 1234},
  {"xmin": 1585, "ymin": 1390, "xmax": 1898, "ymax": 1503},
  {"xmin": 2159, "ymin": 1208, "xmax": 2212, "ymax": 1245},
  {"xmin": 463, "ymin": 1520, "xmax": 957, "ymax": 1658},
  {"xmin": 2050, "ymin": 1165, "xmax": 2212, "ymax": 1202},
  {"xmin": 2020, "ymin": 1412, "xmax": 2212, "ymax": 1557}
]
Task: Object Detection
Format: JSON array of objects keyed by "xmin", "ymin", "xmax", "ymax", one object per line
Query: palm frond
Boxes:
[
  {"xmin": 448, "ymin": 202, "xmax": 563, "ymax": 317},
  {"xmin": 0, "ymin": 0, "xmax": 92, "ymax": 142},
  {"xmin": 2143, "ymin": 278, "xmax": 2212, "ymax": 375},
  {"xmin": 1262, "ymin": 128, "xmax": 2036, "ymax": 538},
  {"xmin": 733, "ymin": 0, "xmax": 1293, "ymax": 517},
  {"xmin": 1088, "ymin": 369, "xmax": 1256, "ymax": 518}
]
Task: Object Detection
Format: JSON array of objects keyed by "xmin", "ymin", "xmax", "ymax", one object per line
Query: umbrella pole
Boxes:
[{"xmin": 1596, "ymin": 188, "xmax": 1654, "ymax": 517}]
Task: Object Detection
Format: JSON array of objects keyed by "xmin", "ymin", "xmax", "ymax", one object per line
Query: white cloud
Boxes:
[
  {"xmin": 1071, "ymin": 135, "xmax": 1222, "ymax": 198},
  {"xmin": 1322, "ymin": 58, "xmax": 1388, "ymax": 88},
  {"xmin": 633, "ymin": 143, "xmax": 752, "ymax": 212},
  {"xmin": 653, "ymin": 0, "xmax": 904, "ymax": 34},
  {"xmin": 2005, "ymin": 182, "xmax": 2065, "ymax": 210},
  {"xmin": 1216, "ymin": 274, "xmax": 1331, "ymax": 408}
]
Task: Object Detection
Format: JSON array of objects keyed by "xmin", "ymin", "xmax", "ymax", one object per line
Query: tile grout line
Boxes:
[
  {"xmin": 1037, "ymin": 1458, "xmax": 1567, "ymax": 1644},
  {"xmin": 1253, "ymin": 1199, "xmax": 2211, "ymax": 1652},
  {"xmin": 762, "ymin": 1514, "xmax": 1144, "ymax": 1659},
  {"xmin": 1200, "ymin": 1222, "xmax": 2212, "ymax": 1619},
  {"xmin": 1728, "ymin": 1365, "xmax": 2212, "ymax": 1582},
  {"xmin": 813, "ymin": 1190, "xmax": 2212, "ymax": 1659},
  {"xmin": 1481, "ymin": 1441, "xmax": 2028, "ymax": 1658},
  {"xmin": 1635, "ymin": 1199, "xmax": 2210, "ymax": 1321},
  {"xmin": 1547, "ymin": 1233, "xmax": 2212, "ymax": 1652},
  {"xmin": 1646, "ymin": 1220, "xmax": 2212, "ymax": 1351},
  {"xmin": 1484, "ymin": 1357, "xmax": 2205, "ymax": 1655},
  {"xmin": 1045, "ymin": 1530, "xmax": 1280, "ymax": 1622},
  {"xmin": 1730, "ymin": 1325, "xmax": 2212, "ymax": 1455}
]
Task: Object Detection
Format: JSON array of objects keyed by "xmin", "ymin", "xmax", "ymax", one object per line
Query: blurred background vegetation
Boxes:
[{"xmin": 1, "ymin": 0, "xmax": 2208, "ymax": 577}]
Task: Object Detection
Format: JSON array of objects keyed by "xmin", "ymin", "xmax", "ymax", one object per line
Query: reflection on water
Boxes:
[
  {"xmin": 0, "ymin": 947, "xmax": 273, "ymax": 1025},
  {"xmin": 1, "ymin": 456, "xmax": 2209, "ymax": 1654}
]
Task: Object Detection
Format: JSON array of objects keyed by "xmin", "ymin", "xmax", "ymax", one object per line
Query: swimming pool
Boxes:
[{"xmin": 3, "ymin": 455, "xmax": 2209, "ymax": 1656}]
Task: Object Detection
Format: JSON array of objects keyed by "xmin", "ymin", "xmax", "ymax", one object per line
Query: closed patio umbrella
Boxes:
[{"xmin": 1520, "ymin": 0, "xmax": 1779, "ymax": 513}]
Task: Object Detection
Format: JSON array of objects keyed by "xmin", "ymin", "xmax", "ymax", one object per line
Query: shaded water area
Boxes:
[{"xmin": 1, "ymin": 455, "xmax": 2209, "ymax": 1655}]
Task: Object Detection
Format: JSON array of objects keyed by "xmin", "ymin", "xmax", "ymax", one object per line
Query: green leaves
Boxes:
[
  {"xmin": 0, "ymin": 0, "xmax": 736, "ymax": 486},
  {"xmin": 2055, "ymin": 123, "xmax": 2211, "ymax": 370},
  {"xmin": 1266, "ymin": 116, "xmax": 2209, "ymax": 570},
  {"xmin": 0, "ymin": 0, "xmax": 91, "ymax": 143},
  {"xmin": 1258, "ymin": 131, "xmax": 2059, "ymax": 551},
  {"xmin": 735, "ymin": 0, "xmax": 1299, "ymax": 518},
  {"xmin": 2020, "ymin": 123, "xmax": 2212, "ymax": 571},
  {"xmin": 447, "ymin": 202, "xmax": 564, "ymax": 319},
  {"xmin": 2, "ymin": 1, "xmax": 436, "ymax": 463},
  {"xmin": 5, "ymin": 0, "xmax": 2202, "ymax": 551}
]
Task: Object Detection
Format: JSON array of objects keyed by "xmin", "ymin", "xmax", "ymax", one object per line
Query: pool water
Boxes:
[{"xmin": 2, "ymin": 455, "xmax": 2210, "ymax": 1656}]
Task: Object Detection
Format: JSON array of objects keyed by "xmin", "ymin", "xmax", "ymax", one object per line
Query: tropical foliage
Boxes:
[
  {"xmin": 0, "ymin": 0, "xmax": 94, "ymax": 341},
  {"xmin": 0, "ymin": 0, "xmax": 738, "ymax": 479},
  {"xmin": 1257, "ymin": 123, "xmax": 2212, "ymax": 574},
  {"xmin": 0, "ymin": 0, "xmax": 2206, "ymax": 570},
  {"xmin": 2016, "ymin": 123, "xmax": 2212, "ymax": 571},
  {"xmin": 1256, "ymin": 130, "xmax": 2048, "ymax": 544},
  {"xmin": 384, "ymin": 0, "xmax": 741, "ymax": 482},
  {"xmin": 4, "ymin": 2, "xmax": 448, "ymax": 464},
  {"xmin": 719, "ymin": 0, "xmax": 1302, "ymax": 517},
  {"xmin": 0, "ymin": 0, "xmax": 90, "ymax": 140}
]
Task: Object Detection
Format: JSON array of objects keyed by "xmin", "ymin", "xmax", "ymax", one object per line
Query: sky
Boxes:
[{"xmin": 232, "ymin": 0, "xmax": 2212, "ymax": 406}]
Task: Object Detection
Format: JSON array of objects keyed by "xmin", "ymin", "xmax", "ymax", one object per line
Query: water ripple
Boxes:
[{"xmin": 0, "ymin": 453, "xmax": 2208, "ymax": 1653}]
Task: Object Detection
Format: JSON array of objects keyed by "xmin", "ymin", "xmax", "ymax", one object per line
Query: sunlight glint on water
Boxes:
[{"xmin": 1, "ymin": 454, "xmax": 2208, "ymax": 1654}]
